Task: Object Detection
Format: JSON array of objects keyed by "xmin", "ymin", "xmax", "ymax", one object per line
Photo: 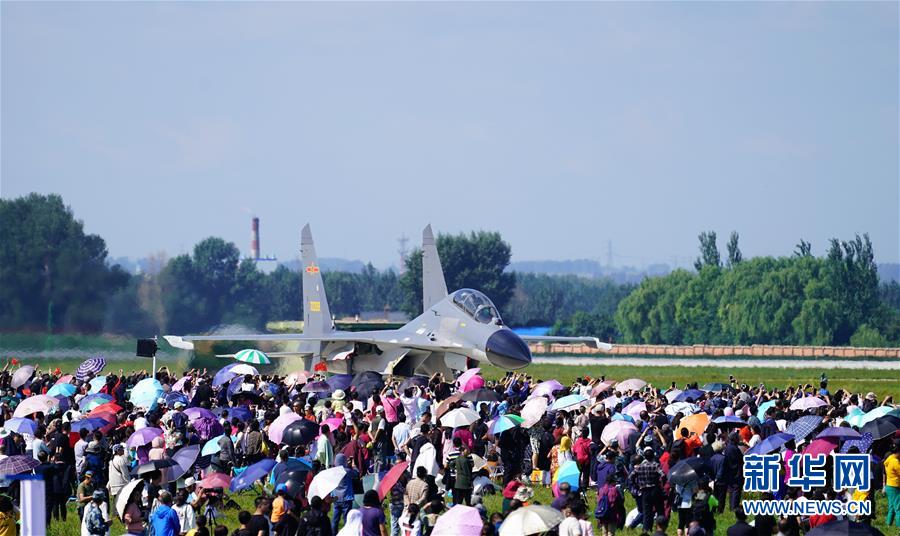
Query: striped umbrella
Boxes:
[
  {"xmin": 235, "ymin": 349, "xmax": 271, "ymax": 365},
  {"xmin": 489, "ymin": 415, "xmax": 523, "ymax": 435},
  {"xmin": 0, "ymin": 455, "xmax": 39, "ymax": 476},
  {"xmin": 785, "ymin": 415, "xmax": 822, "ymax": 442},
  {"xmin": 76, "ymin": 357, "xmax": 106, "ymax": 381}
]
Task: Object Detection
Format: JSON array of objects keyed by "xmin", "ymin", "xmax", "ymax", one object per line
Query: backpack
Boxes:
[
  {"xmin": 172, "ymin": 411, "xmax": 188, "ymax": 432},
  {"xmin": 86, "ymin": 504, "xmax": 106, "ymax": 536},
  {"xmin": 594, "ymin": 486, "xmax": 610, "ymax": 519}
]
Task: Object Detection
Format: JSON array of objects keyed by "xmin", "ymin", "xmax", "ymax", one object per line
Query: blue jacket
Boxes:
[{"xmin": 151, "ymin": 504, "xmax": 181, "ymax": 536}]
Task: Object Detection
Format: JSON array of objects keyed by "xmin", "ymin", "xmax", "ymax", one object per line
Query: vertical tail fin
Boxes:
[
  {"xmin": 301, "ymin": 224, "xmax": 334, "ymax": 336},
  {"xmin": 422, "ymin": 224, "xmax": 448, "ymax": 311}
]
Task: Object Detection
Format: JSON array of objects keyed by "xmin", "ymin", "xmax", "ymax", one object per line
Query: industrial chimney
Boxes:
[{"xmin": 251, "ymin": 217, "xmax": 260, "ymax": 260}]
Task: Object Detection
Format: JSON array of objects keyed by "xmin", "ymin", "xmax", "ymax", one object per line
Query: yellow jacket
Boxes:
[{"xmin": 885, "ymin": 453, "xmax": 900, "ymax": 488}]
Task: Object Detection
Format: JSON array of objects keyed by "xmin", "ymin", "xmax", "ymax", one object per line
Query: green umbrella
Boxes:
[{"xmin": 235, "ymin": 349, "xmax": 271, "ymax": 365}]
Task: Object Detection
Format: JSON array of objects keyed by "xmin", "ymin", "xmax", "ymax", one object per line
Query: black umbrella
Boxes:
[
  {"xmin": 860, "ymin": 415, "xmax": 900, "ymax": 440},
  {"xmin": 806, "ymin": 519, "xmax": 884, "ymax": 536},
  {"xmin": 231, "ymin": 391, "xmax": 265, "ymax": 405},
  {"xmin": 459, "ymin": 388, "xmax": 500, "ymax": 403},
  {"xmin": 302, "ymin": 381, "xmax": 333, "ymax": 394},
  {"xmin": 132, "ymin": 459, "xmax": 179, "ymax": 477},
  {"xmin": 351, "ymin": 371, "xmax": 383, "ymax": 387},
  {"xmin": 400, "ymin": 376, "xmax": 429, "ymax": 391},
  {"xmin": 701, "ymin": 383, "xmax": 734, "ymax": 394},
  {"xmin": 281, "ymin": 419, "xmax": 319, "ymax": 447},
  {"xmin": 668, "ymin": 457, "xmax": 708, "ymax": 486},
  {"xmin": 325, "ymin": 374, "xmax": 354, "ymax": 392},
  {"xmin": 353, "ymin": 379, "xmax": 384, "ymax": 400}
]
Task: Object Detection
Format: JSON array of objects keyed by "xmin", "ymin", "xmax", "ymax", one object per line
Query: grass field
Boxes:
[{"xmin": 44, "ymin": 479, "xmax": 893, "ymax": 536}]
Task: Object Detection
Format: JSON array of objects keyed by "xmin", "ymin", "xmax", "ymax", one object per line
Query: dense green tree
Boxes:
[
  {"xmin": 504, "ymin": 273, "xmax": 632, "ymax": 327},
  {"xmin": 794, "ymin": 239, "xmax": 812, "ymax": 257},
  {"xmin": 549, "ymin": 311, "xmax": 618, "ymax": 341},
  {"xmin": 399, "ymin": 231, "xmax": 515, "ymax": 317}
]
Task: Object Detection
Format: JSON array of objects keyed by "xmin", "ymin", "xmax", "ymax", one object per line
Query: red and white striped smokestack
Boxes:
[{"xmin": 251, "ymin": 217, "xmax": 260, "ymax": 260}]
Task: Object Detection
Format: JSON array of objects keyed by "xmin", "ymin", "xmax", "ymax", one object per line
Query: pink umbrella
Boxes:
[
  {"xmin": 57, "ymin": 374, "xmax": 74, "ymax": 384},
  {"xmin": 533, "ymin": 380, "xmax": 565, "ymax": 399},
  {"xmin": 617, "ymin": 378, "xmax": 647, "ymax": 392},
  {"xmin": 521, "ymin": 397, "xmax": 549, "ymax": 428},
  {"xmin": 591, "ymin": 380, "xmax": 617, "ymax": 398},
  {"xmin": 431, "ymin": 504, "xmax": 483, "ymax": 536},
  {"xmin": 457, "ymin": 368, "xmax": 483, "ymax": 393},
  {"xmin": 790, "ymin": 396, "xmax": 828, "ymax": 411},
  {"xmin": 600, "ymin": 420, "xmax": 638, "ymax": 448},
  {"xmin": 171, "ymin": 376, "xmax": 191, "ymax": 393},
  {"xmin": 198, "ymin": 472, "xmax": 232, "ymax": 489},
  {"xmin": 803, "ymin": 438, "xmax": 838, "ymax": 458},
  {"xmin": 12, "ymin": 395, "xmax": 59, "ymax": 418},
  {"xmin": 322, "ymin": 417, "xmax": 343, "ymax": 432},
  {"xmin": 268, "ymin": 413, "xmax": 301, "ymax": 444},
  {"xmin": 623, "ymin": 401, "xmax": 646, "ymax": 421}
]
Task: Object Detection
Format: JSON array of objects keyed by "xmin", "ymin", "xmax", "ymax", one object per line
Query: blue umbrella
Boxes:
[
  {"xmin": 757, "ymin": 400, "xmax": 777, "ymax": 421},
  {"xmin": 165, "ymin": 392, "xmax": 189, "ymax": 407},
  {"xmin": 79, "ymin": 393, "xmax": 114, "ymax": 412},
  {"xmin": 70, "ymin": 418, "xmax": 108, "ymax": 433},
  {"xmin": 230, "ymin": 458, "xmax": 277, "ymax": 492},
  {"xmin": 785, "ymin": 415, "xmax": 822, "ymax": 442},
  {"xmin": 212, "ymin": 406, "xmax": 252, "ymax": 422},
  {"xmin": 130, "ymin": 378, "xmax": 164, "ymax": 410},
  {"xmin": 816, "ymin": 427, "xmax": 861, "ymax": 441},
  {"xmin": 746, "ymin": 432, "xmax": 794, "ymax": 455},
  {"xmin": 713, "ymin": 416, "xmax": 745, "ymax": 426},
  {"xmin": 53, "ymin": 396, "xmax": 72, "ymax": 413},
  {"xmin": 840, "ymin": 432, "xmax": 873, "ymax": 454},
  {"xmin": 201, "ymin": 435, "xmax": 225, "ymax": 456},
  {"xmin": 488, "ymin": 415, "xmax": 520, "ymax": 435},
  {"xmin": 3, "ymin": 418, "xmax": 37, "ymax": 435},
  {"xmin": 46, "ymin": 383, "xmax": 76, "ymax": 398},
  {"xmin": 88, "ymin": 376, "xmax": 107, "ymax": 394},
  {"xmin": 612, "ymin": 413, "xmax": 635, "ymax": 423},
  {"xmin": 675, "ymin": 390, "xmax": 705, "ymax": 403},
  {"xmin": 550, "ymin": 394, "xmax": 588, "ymax": 411},
  {"xmin": 554, "ymin": 460, "xmax": 581, "ymax": 491},
  {"xmin": 325, "ymin": 374, "xmax": 353, "ymax": 392}
]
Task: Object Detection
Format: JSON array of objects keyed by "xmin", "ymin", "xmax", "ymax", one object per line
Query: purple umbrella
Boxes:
[
  {"xmin": 302, "ymin": 381, "xmax": 333, "ymax": 394},
  {"xmin": 75, "ymin": 357, "xmax": 106, "ymax": 382},
  {"xmin": 790, "ymin": 396, "xmax": 827, "ymax": 411},
  {"xmin": 53, "ymin": 396, "xmax": 72, "ymax": 413},
  {"xmin": 70, "ymin": 418, "xmax": 108, "ymax": 433},
  {"xmin": 193, "ymin": 417, "xmax": 224, "ymax": 441},
  {"xmin": 675, "ymin": 389, "xmax": 705, "ymax": 403},
  {"xmin": 532, "ymin": 380, "xmax": 564, "ymax": 399},
  {"xmin": 713, "ymin": 416, "xmax": 746, "ymax": 427},
  {"xmin": 816, "ymin": 427, "xmax": 861, "ymax": 441},
  {"xmin": 325, "ymin": 374, "xmax": 353, "ymax": 392},
  {"xmin": 184, "ymin": 407, "xmax": 216, "ymax": 422},
  {"xmin": 431, "ymin": 504, "xmax": 483, "ymax": 536},
  {"xmin": 623, "ymin": 401, "xmax": 646, "ymax": 421},
  {"xmin": 168, "ymin": 444, "xmax": 201, "ymax": 482},
  {"xmin": 230, "ymin": 458, "xmax": 277, "ymax": 492},
  {"xmin": 746, "ymin": 432, "xmax": 795, "ymax": 455},
  {"xmin": 3, "ymin": 418, "xmax": 37, "ymax": 436},
  {"xmin": 0, "ymin": 455, "xmax": 39, "ymax": 476},
  {"xmin": 127, "ymin": 427, "xmax": 163, "ymax": 448}
]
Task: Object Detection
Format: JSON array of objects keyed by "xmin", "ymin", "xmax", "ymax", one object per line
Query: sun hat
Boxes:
[{"xmin": 333, "ymin": 389, "xmax": 346, "ymax": 401}]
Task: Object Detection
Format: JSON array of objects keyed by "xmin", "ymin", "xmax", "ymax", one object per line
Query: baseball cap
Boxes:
[
  {"xmin": 92, "ymin": 490, "xmax": 105, "ymax": 500},
  {"xmin": 174, "ymin": 401, "xmax": 185, "ymax": 408},
  {"xmin": 85, "ymin": 470, "xmax": 95, "ymax": 477},
  {"xmin": 275, "ymin": 483, "xmax": 287, "ymax": 493},
  {"xmin": 376, "ymin": 405, "xmax": 385, "ymax": 413}
]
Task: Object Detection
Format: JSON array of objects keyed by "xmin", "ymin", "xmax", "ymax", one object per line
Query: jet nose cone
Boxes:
[{"xmin": 485, "ymin": 330, "xmax": 532, "ymax": 370}]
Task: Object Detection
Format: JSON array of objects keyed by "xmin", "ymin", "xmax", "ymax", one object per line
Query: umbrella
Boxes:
[
  {"xmin": 78, "ymin": 393, "xmax": 114, "ymax": 412},
  {"xmin": 845, "ymin": 407, "xmax": 866, "ymax": 428},
  {"xmin": 13, "ymin": 395, "xmax": 59, "ymax": 418},
  {"xmin": 675, "ymin": 390, "xmax": 705, "ymax": 403},
  {"xmin": 235, "ymin": 348, "xmax": 271, "ymax": 365},
  {"xmin": 130, "ymin": 378, "xmax": 164, "ymax": 410},
  {"xmin": 806, "ymin": 519, "xmax": 884, "ymax": 536},
  {"xmin": 521, "ymin": 397, "xmax": 549, "ymax": 428},
  {"xmin": 554, "ymin": 460, "xmax": 580, "ymax": 490},
  {"xmin": 471, "ymin": 454, "xmax": 488, "ymax": 472},
  {"xmin": 70, "ymin": 418, "xmax": 108, "ymax": 433},
  {"xmin": 623, "ymin": 401, "xmax": 646, "ymax": 421},
  {"xmin": 785, "ymin": 415, "xmax": 823, "ymax": 442},
  {"xmin": 435, "ymin": 395, "xmax": 462, "ymax": 419},
  {"xmin": 550, "ymin": 394, "xmax": 588, "ymax": 412},
  {"xmin": 804, "ymin": 438, "xmax": 838, "ymax": 458},
  {"xmin": 377, "ymin": 461, "xmax": 410, "ymax": 500},
  {"xmin": 351, "ymin": 371, "xmax": 383, "ymax": 394},
  {"xmin": 322, "ymin": 417, "xmax": 343, "ymax": 432},
  {"xmin": 274, "ymin": 470, "xmax": 308, "ymax": 501},
  {"xmin": 230, "ymin": 458, "xmax": 277, "ymax": 492},
  {"xmin": 592, "ymin": 380, "xmax": 617, "ymax": 398},
  {"xmin": 499, "ymin": 505, "xmax": 565, "ymax": 536},
  {"xmin": 168, "ymin": 444, "xmax": 201, "ymax": 482},
  {"xmin": 859, "ymin": 406, "xmax": 893, "ymax": 427},
  {"xmin": 53, "ymin": 395, "xmax": 72, "ymax": 413},
  {"xmin": 116, "ymin": 479, "xmax": 144, "ymax": 519},
  {"xmin": 600, "ymin": 420, "xmax": 638, "ymax": 448},
  {"xmin": 675, "ymin": 413, "xmax": 710, "ymax": 439},
  {"xmin": 56, "ymin": 374, "xmax": 74, "ymax": 384},
  {"xmin": 171, "ymin": 376, "xmax": 192, "ymax": 393},
  {"xmin": 165, "ymin": 392, "xmax": 189, "ymax": 407},
  {"xmin": 307, "ymin": 466, "xmax": 347, "ymax": 499},
  {"xmin": 281, "ymin": 419, "xmax": 319, "ymax": 446},
  {"xmin": 88, "ymin": 376, "xmax": 107, "ymax": 394},
  {"xmin": 666, "ymin": 402, "xmax": 699, "ymax": 417},
  {"xmin": 860, "ymin": 415, "xmax": 900, "ymax": 440},
  {"xmin": 214, "ymin": 406, "xmax": 252, "ymax": 422},
  {"xmin": 46, "ymin": 382, "xmax": 77, "ymax": 398},
  {"xmin": 669, "ymin": 457, "xmax": 708, "ymax": 486},
  {"xmin": 840, "ymin": 432, "xmax": 874, "ymax": 454},
  {"xmin": 532, "ymin": 380, "xmax": 565, "ymax": 399},
  {"xmin": 701, "ymin": 382, "xmax": 733, "ymax": 393},
  {"xmin": 284, "ymin": 371, "xmax": 312, "ymax": 387},
  {"xmin": 617, "ymin": 378, "xmax": 647, "ymax": 392},
  {"xmin": 302, "ymin": 381, "xmax": 333, "ymax": 394},
  {"xmin": 460, "ymin": 389, "xmax": 500, "ymax": 403},
  {"xmin": 440, "ymin": 408, "xmax": 480, "ymax": 428},
  {"xmin": 75, "ymin": 357, "xmax": 106, "ymax": 381},
  {"xmin": 201, "ymin": 435, "xmax": 225, "ymax": 456},
  {"xmin": 127, "ymin": 427, "xmax": 163, "ymax": 448},
  {"xmin": 10, "ymin": 366, "xmax": 35, "ymax": 389},
  {"xmin": 89, "ymin": 402, "xmax": 123, "ymax": 415},
  {"xmin": 400, "ymin": 376, "xmax": 429, "ymax": 391},
  {"xmin": 432, "ymin": 504, "xmax": 483, "ymax": 536},
  {"xmin": 612, "ymin": 413, "xmax": 635, "ymax": 424},
  {"xmin": 325, "ymin": 374, "xmax": 354, "ymax": 392},
  {"xmin": 712, "ymin": 416, "xmax": 745, "ymax": 427},
  {"xmin": 133, "ymin": 459, "xmax": 178, "ymax": 479},
  {"xmin": 757, "ymin": 400, "xmax": 778, "ymax": 421},
  {"xmin": 790, "ymin": 396, "xmax": 827, "ymax": 411},
  {"xmin": 3, "ymin": 418, "xmax": 37, "ymax": 436},
  {"xmin": 489, "ymin": 415, "xmax": 523, "ymax": 435},
  {"xmin": 184, "ymin": 407, "xmax": 216, "ymax": 422},
  {"xmin": 816, "ymin": 427, "xmax": 861, "ymax": 441},
  {"xmin": 664, "ymin": 389, "xmax": 684, "ymax": 403},
  {"xmin": 601, "ymin": 396, "xmax": 621, "ymax": 409},
  {"xmin": 212, "ymin": 363, "xmax": 259, "ymax": 386},
  {"xmin": 0, "ymin": 455, "xmax": 39, "ymax": 476},
  {"xmin": 198, "ymin": 472, "xmax": 232, "ymax": 489},
  {"xmin": 456, "ymin": 368, "xmax": 482, "ymax": 391},
  {"xmin": 269, "ymin": 413, "xmax": 302, "ymax": 444},
  {"xmin": 747, "ymin": 432, "xmax": 795, "ymax": 455}
]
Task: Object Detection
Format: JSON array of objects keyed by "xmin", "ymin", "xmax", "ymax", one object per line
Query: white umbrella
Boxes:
[
  {"xmin": 521, "ymin": 397, "xmax": 548, "ymax": 428},
  {"xmin": 439, "ymin": 408, "xmax": 479, "ymax": 428},
  {"xmin": 414, "ymin": 443, "xmax": 440, "ymax": 477},
  {"xmin": 665, "ymin": 389, "xmax": 684, "ymax": 403},
  {"xmin": 116, "ymin": 479, "xmax": 144, "ymax": 519},
  {"xmin": 600, "ymin": 396, "xmax": 621, "ymax": 409},
  {"xmin": 499, "ymin": 505, "xmax": 565, "ymax": 536},
  {"xmin": 13, "ymin": 395, "xmax": 59, "ymax": 418},
  {"xmin": 665, "ymin": 402, "xmax": 700, "ymax": 417},
  {"xmin": 307, "ymin": 466, "xmax": 347, "ymax": 499},
  {"xmin": 617, "ymin": 379, "xmax": 647, "ymax": 392}
]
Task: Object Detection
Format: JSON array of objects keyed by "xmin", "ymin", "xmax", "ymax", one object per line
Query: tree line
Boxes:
[{"xmin": 1, "ymin": 194, "xmax": 897, "ymax": 347}]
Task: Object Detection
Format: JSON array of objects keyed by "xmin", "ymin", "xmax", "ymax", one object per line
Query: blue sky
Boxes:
[{"xmin": 2, "ymin": 2, "xmax": 897, "ymax": 268}]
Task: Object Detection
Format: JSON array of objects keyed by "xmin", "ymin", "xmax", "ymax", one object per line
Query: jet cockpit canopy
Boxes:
[{"xmin": 451, "ymin": 288, "xmax": 502, "ymax": 325}]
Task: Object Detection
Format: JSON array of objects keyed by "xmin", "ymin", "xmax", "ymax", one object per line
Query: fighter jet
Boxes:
[{"xmin": 164, "ymin": 225, "xmax": 612, "ymax": 377}]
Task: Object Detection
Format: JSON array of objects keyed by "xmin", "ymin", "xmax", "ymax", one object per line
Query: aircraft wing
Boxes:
[
  {"xmin": 164, "ymin": 331, "xmax": 461, "ymax": 353},
  {"xmin": 519, "ymin": 335, "xmax": 613, "ymax": 351}
]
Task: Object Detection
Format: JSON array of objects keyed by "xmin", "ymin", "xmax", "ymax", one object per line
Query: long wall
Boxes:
[{"xmin": 528, "ymin": 343, "xmax": 900, "ymax": 359}]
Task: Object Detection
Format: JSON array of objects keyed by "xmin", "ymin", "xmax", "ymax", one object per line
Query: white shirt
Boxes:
[
  {"xmin": 81, "ymin": 501, "xmax": 110, "ymax": 536},
  {"xmin": 400, "ymin": 393, "xmax": 420, "ymax": 423},
  {"xmin": 74, "ymin": 439, "xmax": 88, "ymax": 474},
  {"xmin": 172, "ymin": 503, "xmax": 196, "ymax": 534},
  {"xmin": 559, "ymin": 516, "xmax": 583, "ymax": 536}
]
